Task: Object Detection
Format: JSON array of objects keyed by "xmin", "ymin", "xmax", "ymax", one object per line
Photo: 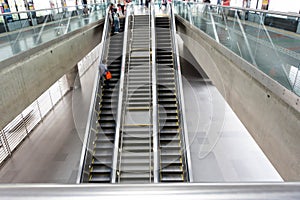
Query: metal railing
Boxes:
[
  {"xmin": 174, "ymin": 1, "xmax": 300, "ymax": 97},
  {"xmin": 76, "ymin": 4, "xmax": 111, "ymax": 183},
  {"xmin": 1, "ymin": 183, "xmax": 300, "ymax": 199},
  {"xmin": 0, "ymin": 75, "xmax": 70, "ymax": 167},
  {"xmin": 113, "ymin": 3, "xmax": 132, "ymax": 183},
  {"xmin": 147, "ymin": 10, "xmax": 153, "ymax": 183},
  {"xmin": 150, "ymin": 2, "xmax": 159, "ymax": 183},
  {"xmin": 169, "ymin": 2, "xmax": 193, "ymax": 182}
]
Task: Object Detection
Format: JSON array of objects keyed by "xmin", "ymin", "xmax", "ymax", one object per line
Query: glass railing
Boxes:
[
  {"xmin": 174, "ymin": 1, "xmax": 300, "ymax": 96},
  {"xmin": 0, "ymin": 3, "xmax": 107, "ymax": 64}
]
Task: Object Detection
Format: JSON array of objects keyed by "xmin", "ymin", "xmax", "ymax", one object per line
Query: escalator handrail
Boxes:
[
  {"xmin": 111, "ymin": 3, "xmax": 132, "ymax": 183},
  {"xmin": 150, "ymin": 2, "xmax": 159, "ymax": 183},
  {"xmin": 181, "ymin": 1, "xmax": 300, "ymax": 18},
  {"xmin": 169, "ymin": 2, "xmax": 194, "ymax": 182},
  {"xmin": 0, "ymin": 3, "xmax": 105, "ymax": 16},
  {"xmin": 76, "ymin": 5, "xmax": 111, "ymax": 184}
]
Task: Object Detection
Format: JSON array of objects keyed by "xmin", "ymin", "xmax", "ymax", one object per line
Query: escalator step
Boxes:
[
  {"xmin": 120, "ymin": 164, "xmax": 150, "ymax": 172},
  {"xmin": 90, "ymin": 167, "xmax": 111, "ymax": 173},
  {"xmin": 123, "ymin": 132, "xmax": 150, "ymax": 138},
  {"xmin": 92, "ymin": 156, "xmax": 113, "ymax": 163},
  {"xmin": 94, "ymin": 142, "xmax": 114, "ymax": 149},
  {"xmin": 123, "ymin": 146, "xmax": 151, "ymax": 151},
  {"xmin": 120, "ymin": 158, "xmax": 151, "ymax": 164},
  {"xmin": 89, "ymin": 175, "xmax": 111, "ymax": 183},
  {"xmin": 160, "ymin": 175, "xmax": 183, "ymax": 182},
  {"xmin": 120, "ymin": 172, "xmax": 151, "ymax": 179}
]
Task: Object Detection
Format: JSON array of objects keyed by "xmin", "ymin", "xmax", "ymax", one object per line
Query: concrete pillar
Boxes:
[{"xmin": 66, "ymin": 64, "xmax": 81, "ymax": 90}]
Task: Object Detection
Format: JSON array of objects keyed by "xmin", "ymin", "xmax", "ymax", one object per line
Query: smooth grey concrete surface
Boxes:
[
  {"xmin": 180, "ymin": 46, "xmax": 282, "ymax": 182},
  {"xmin": 67, "ymin": 64, "xmax": 81, "ymax": 90},
  {"xmin": 0, "ymin": 20, "xmax": 104, "ymax": 131},
  {"xmin": 0, "ymin": 58, "xmax": 97, "ymax": 183},
  {"xmin": 176, "ymin": 15, "xmax": 300, "ymax": 181}
]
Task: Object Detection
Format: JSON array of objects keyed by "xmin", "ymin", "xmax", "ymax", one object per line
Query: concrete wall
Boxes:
[
  {"xmin": 0, "ymin": 20, "xmax": 104, "ymax": 130},
  {"xmin": 175, "ymin": 16, "xmax": 300, "ymax": 181}
]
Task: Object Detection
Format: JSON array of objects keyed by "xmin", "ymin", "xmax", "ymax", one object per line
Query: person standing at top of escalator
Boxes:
[
  {"xmin": 112, "ymin": 8, "xmax": 120, "ymax": 34},
  {"xmin": 108, "ymin": 3, "xmax": 115, "ymax": 33},
  {"xmin": 243, "ymin": 0, "xmax": 251, "ymax": 20},
  {"xmin": 223, "ymin": 0, "xmax": 230, "ymax": 6},
  {"xmin": 217, "ymin": 0, "xmax": 221, "ymax": 13},
  {"xmin": 222, "ymin": 0, "xmax": 230, "ymax": 20},
  {"xmin": 82, "ymin": 0, "xmax": 89, "ymax": 14},
  {"xmin": 222, "ymin": 0, "xmax": 230, "ymax": 6},
  {"xmin": 118, "ymin": 0, "xmax": 125, "ymax": 15}
]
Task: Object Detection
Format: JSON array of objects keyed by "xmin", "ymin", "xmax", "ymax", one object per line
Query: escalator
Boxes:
[
  {"xmin": 79, "ymin": 3, "xmax": 191, "ymax": 184},
  {"xmin": 116, "ymin": 14, "xmax": 153, "ymax": 183},
  {"xmin": 87, "ymin": 18, "xmax": 126, "ymax": 183},
  {"xmin": 155, "ymin": 16, "xmax": 187, "ymax": 182}
]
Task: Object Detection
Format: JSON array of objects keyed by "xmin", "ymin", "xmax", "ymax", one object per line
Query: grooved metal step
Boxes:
[
  {"xmin": 156, "ymin": 16, "xmax": 185, "ymax": 183},
  {"xmin": 117, "ymin": 14, "xmax": 153, "ymax": 183},
  {"xmin": 87, "ymin": 17, "xmax": 126, "ymax": 183}
]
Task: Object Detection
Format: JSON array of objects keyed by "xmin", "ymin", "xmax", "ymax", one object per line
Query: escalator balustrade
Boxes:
[
  {"xmin": 88, "ymin": 18, "xmax": 125, "ymax": 183},
  {"xmin": 155, "ymin": 16, "xmax": 186, "ymax": 182}
]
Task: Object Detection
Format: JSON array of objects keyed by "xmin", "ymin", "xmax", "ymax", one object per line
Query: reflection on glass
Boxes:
[
  {"xmin": 174, "ymin": 2, "xmax": 300, "ymax": 96},
  {"xmin": 0, "ymin": 3, "xmax": 107, "ymax": 63}
]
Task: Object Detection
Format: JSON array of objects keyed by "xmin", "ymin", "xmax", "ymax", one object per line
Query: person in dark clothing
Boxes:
[
  {"xmin": 108, "ymin": 3, "xmax": 115, "ymax": 33},
  {"xmin": 82, "ymin": 0, "xmax": 88, "ymax": 14},
  {"xmin": 99, "ymin": 63, "xmax": 111, "ymax": 89},
  {"xmin": 112, "ymin": 8, "xmax": 120, "ymax": 33}
]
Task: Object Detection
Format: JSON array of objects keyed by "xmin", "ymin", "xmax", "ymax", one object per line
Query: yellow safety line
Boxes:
[
  {"xmin": 94, "ymin": 109, "xmax": 100, "ymax": 115},
  {"xmin": 127, "ymin": 107, "xmax": 150, "ymax": 110},
  {"xmin": 91, "ymin": 128, "xmax": 98, "ymax": 133}
]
